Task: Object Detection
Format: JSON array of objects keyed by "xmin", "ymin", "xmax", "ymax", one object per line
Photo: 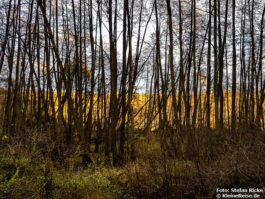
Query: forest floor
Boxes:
[{"xmin": 0, "ymin": 127, "xmax": 265, "ymax": 199}]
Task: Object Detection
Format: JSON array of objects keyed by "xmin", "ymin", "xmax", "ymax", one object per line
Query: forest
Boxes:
[{"xmin": 0, "ymin": 0, "xmax": 265, "ymax": 198}]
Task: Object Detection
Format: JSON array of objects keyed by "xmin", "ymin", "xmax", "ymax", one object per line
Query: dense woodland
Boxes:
[{"xmin": 0, "ymin": 0, "xmax": 265, "ymax": 198}]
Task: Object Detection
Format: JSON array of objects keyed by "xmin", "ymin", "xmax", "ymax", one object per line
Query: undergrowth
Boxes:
[{"xmin": 0, "ymin": 127, "xmax": 265, "ymax": 199}]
